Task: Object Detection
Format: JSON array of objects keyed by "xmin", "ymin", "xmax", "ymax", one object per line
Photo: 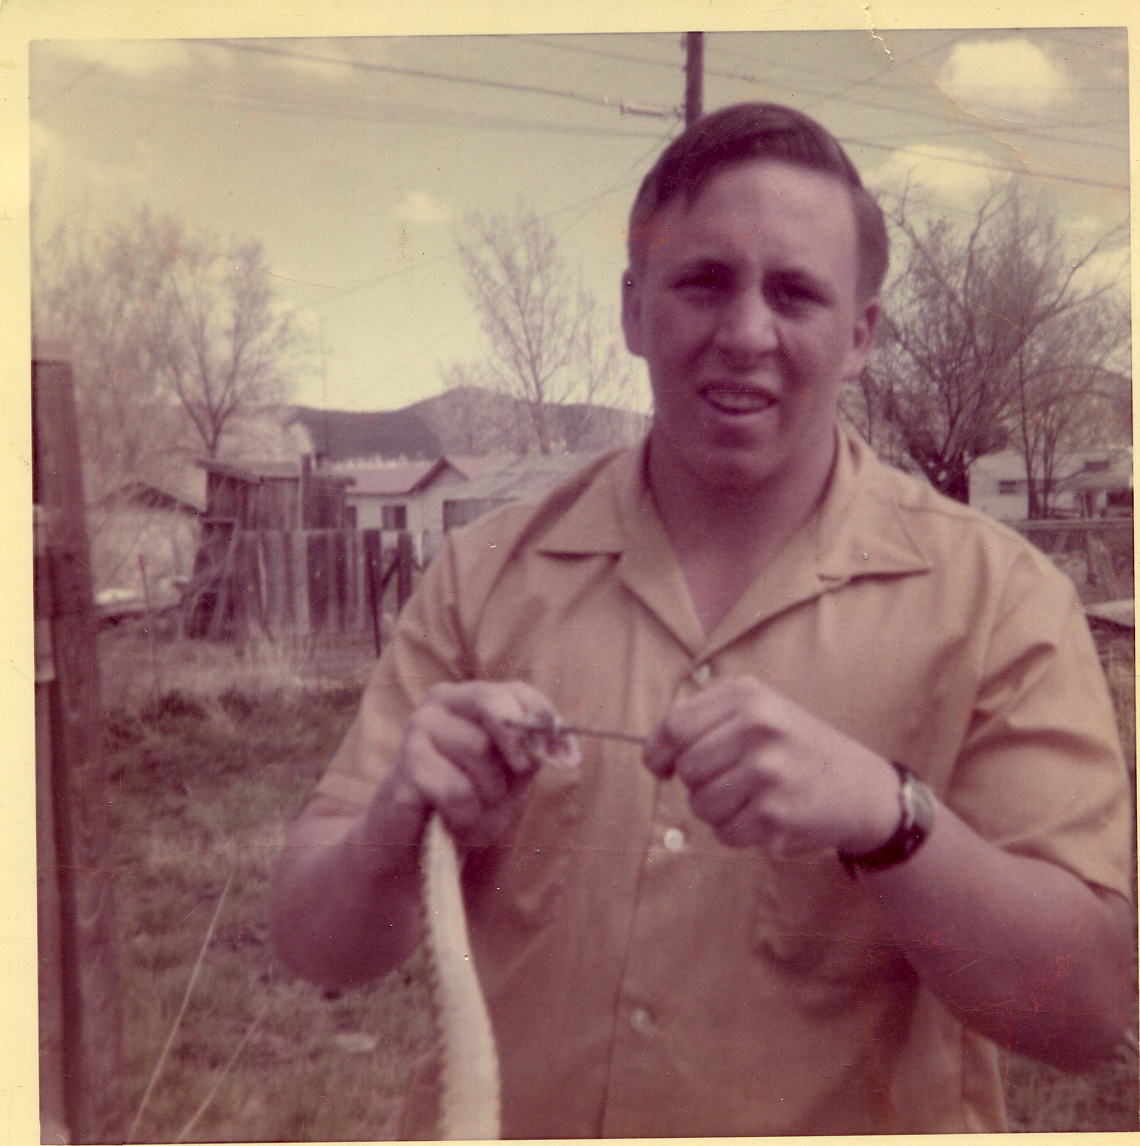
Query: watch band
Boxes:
[{"xmin": 838, "ymin": 761, "xmax": 936, "ymax": 878}]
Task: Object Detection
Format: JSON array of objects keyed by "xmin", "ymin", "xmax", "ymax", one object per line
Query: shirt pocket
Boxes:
[
  {"xmin": 463, "ymin": 762, "xmax": 584, "ymax": 932},
  {"xmin": 751, "ymin": 857, "xmax": 908, "ymax": 1008}
]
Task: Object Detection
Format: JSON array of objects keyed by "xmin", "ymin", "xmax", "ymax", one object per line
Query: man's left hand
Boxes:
[{"xmin": 644, "ymin": 677, "xmax": 901, "ymax": 857}]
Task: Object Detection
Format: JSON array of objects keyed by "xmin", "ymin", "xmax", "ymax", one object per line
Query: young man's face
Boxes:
[{"xmin": 622, "ymin": 160, "xmax": 879, "ymax": 500}]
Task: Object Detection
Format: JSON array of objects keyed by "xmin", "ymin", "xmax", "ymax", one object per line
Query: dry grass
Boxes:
[
  {"xmin": 97, "ymin": 622, "xmax": 1138, "ymax": 1140},
  {"xmin": 101, "ymin": 625, "xmax": 434, "ymax": 1142}
]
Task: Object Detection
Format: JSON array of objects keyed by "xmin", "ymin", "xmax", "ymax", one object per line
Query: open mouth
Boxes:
[{"xmin": 701, "ymin": 385, "xmax": 777, "ymax": 416}]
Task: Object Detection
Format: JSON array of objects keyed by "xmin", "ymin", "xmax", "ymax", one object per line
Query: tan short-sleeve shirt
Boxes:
[{"xmin": 318, "ymin": 429, "xmax": 1132, "ymax": 1137}]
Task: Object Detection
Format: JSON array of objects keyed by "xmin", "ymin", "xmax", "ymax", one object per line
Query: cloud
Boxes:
[
  {"xmin": 866, "ymin": 145, "xmax": 995, "ymax": 211},
  {"xmin": 937, "ymin": 38, "xmax": 1070, "ymax": 120},
  {"xmin": 1065, "ymin": 222, "xmax": 1129, "ymax": 294},
  {"xmin": 392, "ymin": 191, "xmax": 451, "ymax": 227}
]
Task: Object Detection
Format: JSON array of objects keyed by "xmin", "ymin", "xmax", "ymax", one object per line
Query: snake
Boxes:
[{"xmin": 419, "ymin": 714, "xmax": 583, "ymax": 1140}]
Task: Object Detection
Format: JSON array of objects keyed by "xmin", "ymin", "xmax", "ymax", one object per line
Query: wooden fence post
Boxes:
[
  {"xmin": 33, "ymin": 356, "xmax": 125, "ymax": 1143},
  {"xmin": 397, "ymin": 531, "xmax": 415, "ymax": 611}
]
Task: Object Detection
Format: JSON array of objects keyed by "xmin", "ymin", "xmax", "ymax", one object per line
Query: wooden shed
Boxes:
[
  {"xmin": 200, "ymin": 454, "xmax": 352, "ymax": 530},
  {"xmin": 186, "ymin": 455, "xmax": 358, "ymax": 638}
]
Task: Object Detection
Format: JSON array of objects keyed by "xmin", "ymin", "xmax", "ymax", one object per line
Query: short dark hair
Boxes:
[{"xmin": 628, "ymin": 103, "xmax": 889, "ymax": 300}]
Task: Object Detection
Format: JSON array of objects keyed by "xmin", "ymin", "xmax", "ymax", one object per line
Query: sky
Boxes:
[{"xmin": 26, "ymin": 23, "xmax": 1131, "ymax": 415}]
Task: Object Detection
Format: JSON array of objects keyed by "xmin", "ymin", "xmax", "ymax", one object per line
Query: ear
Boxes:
[
  {"xmin": 841, "ymin": 299, "xmax": 880, "ymax": 380},
  {"xmin": 621, "ymin": 269, "xmax": 646, "ymax": 359}
]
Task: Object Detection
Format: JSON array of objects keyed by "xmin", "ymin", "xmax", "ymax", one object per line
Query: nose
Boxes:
[{"xmin": 712, "ymin": 289, "xmax": 778, "ymax": 365}]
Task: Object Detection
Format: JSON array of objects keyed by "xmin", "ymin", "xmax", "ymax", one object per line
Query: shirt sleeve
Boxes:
[
  {"xmin": 947, "ymin": 548, "xmax": 1133, "ymax": 899},
  {"xmin": 315, "ymin": 533, "xmax": 472, "ymax": 809}
]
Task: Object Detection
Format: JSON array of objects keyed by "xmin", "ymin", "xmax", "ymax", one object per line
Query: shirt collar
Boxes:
[
  {"xmin": 811, "ymin": 428, "xmax": 934, "ymax": 584},
  {"xmin": 537, "ymin": 429, "xmax": 933, "ymax": 579},
  {"xmin": 534, "ymin": 428, "xmax": 933, "ymax": 657}
]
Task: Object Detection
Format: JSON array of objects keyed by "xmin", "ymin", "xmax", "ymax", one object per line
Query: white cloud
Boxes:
[
  {"xmin": 937, "ymin": 38, "xmax": 1070, "ymax": 120},
  {"xmin": 866, "ymin": 145, "xmax": 995, "ymax": 212},
  {"xmin": 392, "ymin": 191, "xmax": 451, "ymax": 227},
  {"xmin": 1067, "ymin": 231, "xmax": 1129, "ymax": 295}
]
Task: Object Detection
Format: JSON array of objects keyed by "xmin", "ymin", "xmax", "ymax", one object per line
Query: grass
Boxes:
[
  {"xmin": 95, "ymin": 623, "xmax": 1137, "ymax": 1140},
  {"xmin": 102, "ymin": 628, "xmax": 436, "ymax": 1142}
]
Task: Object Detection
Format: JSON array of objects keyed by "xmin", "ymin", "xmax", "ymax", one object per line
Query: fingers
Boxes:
[
  {"xmin": 645, "ymin": 678, "xmax": 770, "ymax": 780},
  {"xmin": 643, "ymin": 677, "xmax": 896, "ymax": 857},
  {"xmin": 427, "ymin": 680, "xmax": 556, "ymax": 776},
  {"xmin": 397, "ymin": 680, "xmax": 560, "ymax": 842},
  {"xmin": 643, "ymin": 678, "xmax": 818, "ymax": 853}
]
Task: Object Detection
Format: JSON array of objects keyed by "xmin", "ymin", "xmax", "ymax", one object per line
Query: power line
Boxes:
[
  {"xmin": 34, "ymin": 62, "xmax": 673, "ymax": 144},
  {"xmin": 209, "ymin": 38, "xmax": 672, "ymax": 118},
  {"xmin": 704, "ymin": 34, "xmax": 1127, "ymax": 156},
  {"xmin": 491, "ymin": 33, "xmax": 683, "ymax": 74},
  {"xmin": 845, "ymin": 136, "xmax": 1127, "ymax": 192},
  {"xmin": 305, "ymin": 128, "xmax": 675, "ymax": 315},
  {"xmin": 327, "ymin": 127, "xmax": 678, "ymax": 387}
]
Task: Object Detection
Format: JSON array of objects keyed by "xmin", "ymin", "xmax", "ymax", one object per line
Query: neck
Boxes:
[
  {"xmin": 646, "ymin": 429, "xmax": 837, "ymax": 561},
  {"xmin": 645, "ymin": 430, "xmax": 838, "ymax": 635}
]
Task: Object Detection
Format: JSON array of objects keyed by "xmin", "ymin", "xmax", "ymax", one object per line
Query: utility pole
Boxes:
[{"xmin": 684, "ymin": 32, "xmax": 704, "ymax": 126}]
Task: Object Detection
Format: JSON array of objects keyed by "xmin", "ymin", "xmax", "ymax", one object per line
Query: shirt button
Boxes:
[
  {"xmin": 691, "ymin": 663, "xmax": 711, "ymax": 686},
  {"xmin": 629, "ymin": 1006, "xmax": 653, "ymax": 1033},
  {"xmin": 663, "ymin": 827, "xmax": 685, "ymax": 853}
]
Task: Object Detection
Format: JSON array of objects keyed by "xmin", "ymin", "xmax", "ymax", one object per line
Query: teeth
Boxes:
[{"xmin": 704, "ymin": 387, "xmax": 775, "ymax": 414}]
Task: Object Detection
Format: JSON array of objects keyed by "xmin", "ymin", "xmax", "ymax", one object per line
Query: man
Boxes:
[{"xmin": 271, "ymin": 104, "xmax": 1134, "ymax": 1136}]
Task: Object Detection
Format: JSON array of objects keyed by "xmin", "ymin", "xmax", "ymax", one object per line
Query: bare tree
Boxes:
[
  {"xmin": 33, "ymin": 207, "xmax": 307, "ymax": 484},
  {"xmin": 134, "ymin": 213, "xmax": 304, "ymax": 458},
  {"xmin": 32, "ymin": 208, "xmax": 187, "ymax": 501},
  {"xmin": 865, "ymin": 181, "xmax": 1128, "ymax": 505},
  {"xmin": 1007, "ymin": 288, "xmax": 1130, "ymax": 518},
  {"xmin": 449, "ymin": 205, "xmax": 636, "ymax": 454}
]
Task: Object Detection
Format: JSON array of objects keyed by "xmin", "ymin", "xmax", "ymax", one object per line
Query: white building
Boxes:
[
  {"xmin": 339, "ymin": 456, "xmax": 502, "ymax": 535},
  {"xmin": 969, "ymin": 447, "xmax": 1132, "ymax": 521}
]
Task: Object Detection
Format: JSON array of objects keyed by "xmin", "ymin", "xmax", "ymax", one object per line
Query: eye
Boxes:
[
  {"xmin": 767, "ymin": 277, "xmax": 827, "ymax": 312},
  {"xmin": 673, "ymin": 267, "xmax": 730, "ymax": 300}
]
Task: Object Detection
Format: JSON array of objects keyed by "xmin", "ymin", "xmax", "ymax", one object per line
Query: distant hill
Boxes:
[
  {"xmin": 290, "ymin": 406, "xmax": 442, "ymax": 462},
  {"xmin": 289, "ymin": 386, "xmax": 647, "ymax": 462}
]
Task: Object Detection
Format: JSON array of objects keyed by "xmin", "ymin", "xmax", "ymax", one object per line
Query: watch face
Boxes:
[{"xmin": 908, "ymin": 776, "xmax": 937, "ymax": 837}]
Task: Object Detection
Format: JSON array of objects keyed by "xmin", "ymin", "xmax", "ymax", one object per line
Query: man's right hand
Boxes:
[
  {"xmin": 271, "ymin": 679, "xmax": 562, "ymax": 987},
  {"xmin": 366, "ymin": 680, "xmax": 562, "ymax": 857}
]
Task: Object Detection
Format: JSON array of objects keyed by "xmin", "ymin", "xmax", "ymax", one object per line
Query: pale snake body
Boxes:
[{"xmin": 419, "ymin": 715, "xmax": 589, "ymax": 1139}]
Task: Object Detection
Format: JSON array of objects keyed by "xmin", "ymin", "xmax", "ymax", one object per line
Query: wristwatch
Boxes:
[{"xmin": 838, "ymin": 761, "xmax": 936, "ymax": 878}]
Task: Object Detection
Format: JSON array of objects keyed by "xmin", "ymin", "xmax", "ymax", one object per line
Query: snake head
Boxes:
[{"xmin": 515, "ymin": 711, "xmax": 581, "ymax": 771}]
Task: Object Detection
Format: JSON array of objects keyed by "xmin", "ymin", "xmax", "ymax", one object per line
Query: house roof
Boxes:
[
  {"xmin": 100, "ymin": 479, "xmax": 206, "ymax": 516},
  {"xmin": 341, "ymin": 455, "xmax": 507, "ymax": 497},
  {"xmin": 446, "ymin": 455, "xmax": 506, "ymax": 481},
  {"xmin": 197, "ymin": 458, "xmax": 352, "ymax": 485},
  {"xmin": 446, "ymin": 452, "xmax": 603, "ymax": 504},
  {"xmin": 342, "ymin": 460, "xmax": 443, "ymax": 496}
]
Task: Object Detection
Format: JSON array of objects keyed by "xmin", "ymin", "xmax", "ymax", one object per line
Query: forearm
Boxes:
[
  {"xmin": 868, "ymin": 800, "xmax": 1135, "ymax": 1070},
  {"xmin": 269, "ymin": 791, "xmax": 427, "ymax": 988}
]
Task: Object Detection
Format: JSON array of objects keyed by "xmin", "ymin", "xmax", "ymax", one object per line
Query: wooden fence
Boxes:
[
  {"xmin": 183, "ymin": 523, "xmax": 420, "ymax": 641},
  {"xmin": 1012, "ymin": 519, "xmax": 1134, "ymax": 604},
  {"xmin": 181, "ymin": 515, "xmax": 1130, "ymax": 641}
]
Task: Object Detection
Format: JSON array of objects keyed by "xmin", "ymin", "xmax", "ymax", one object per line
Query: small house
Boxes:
[
  {"xmin": 90, "ymin": 470, "xmax": 206, "ymax": 606},
  {"xmin": 339, "ymin": 456, "xmax": 501, "ymax": 536},
  {"xmin": 969, "ymin": 448, "xmax": 1132, "ymax": 521}
]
